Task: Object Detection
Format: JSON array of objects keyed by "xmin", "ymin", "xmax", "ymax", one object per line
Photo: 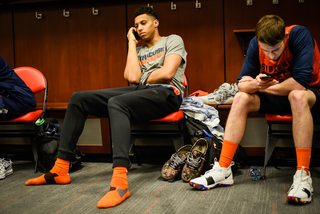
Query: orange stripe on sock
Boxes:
[
  {"xmin": 296, "ymin": 148, "xmax": 311, "ymax": 175},
  {"xmin": 219, "ymin": 140, "xmax": 238, "ymax": 168}
]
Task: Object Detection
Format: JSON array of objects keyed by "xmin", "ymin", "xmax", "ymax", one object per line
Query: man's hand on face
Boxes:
[{"xmin": 127, "ymin": 27, "xmax": 140, "ymax": 44}]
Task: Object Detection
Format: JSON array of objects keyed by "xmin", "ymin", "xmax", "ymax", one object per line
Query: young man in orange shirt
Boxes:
[{"xmin": 190, "ymin": 15, "xmax": 320, "ymax": 204}]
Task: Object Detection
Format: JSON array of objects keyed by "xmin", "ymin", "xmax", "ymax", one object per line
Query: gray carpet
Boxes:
[{"xmin": 0, "ymin": 161, "xmax": 319, "ymax": 214}]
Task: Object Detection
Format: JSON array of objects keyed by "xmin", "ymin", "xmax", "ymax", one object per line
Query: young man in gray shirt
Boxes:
[{"xmin": 25, "ymin": 6, "xmax": 187, "ymax": 208}]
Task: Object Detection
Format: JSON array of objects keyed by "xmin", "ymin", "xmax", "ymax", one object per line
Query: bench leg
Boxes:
[
  {"xmin": 30, "ymin": 137, "xmax": 39, "ymax": 174},
  {"xmin": 263, "ymin": 126, "xmax": 279, "ymax": 179},
  {"xmin": 129, "ymin": 137, "xmax": 141, "ymax": 166}
]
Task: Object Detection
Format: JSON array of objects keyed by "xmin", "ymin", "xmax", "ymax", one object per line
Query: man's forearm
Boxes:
[
  {"xmin": 145, "ymin": 54, "xmax": 182, "ymax": 84},
  {"xmin": 239, "ymin": 75, "xmax": 306, "ymax": 96},
  {"xmin": 145, "ymin": 68, "xmax": 172, "ymax": 84},
  {"xmin": 124, "ymin": 41, "xmax": 141, "ymax": 84},
  {"xmin": 262, "ymin": 77, "xmax": 306, "ymax": 96},
  {"xmin": 238, "ymin": 79, "xmax": 259, "ymax": 94}
]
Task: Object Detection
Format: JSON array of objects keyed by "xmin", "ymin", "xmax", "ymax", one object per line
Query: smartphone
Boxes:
[
  {"xmin": 133, "ymin": 30, "xmax": 141, "ymax": 40},
  {"xmin": 260, "ymin": 75, "xmax": 273, "ymax": 80}
]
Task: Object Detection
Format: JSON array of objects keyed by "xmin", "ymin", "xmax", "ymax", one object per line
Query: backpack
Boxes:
[
  {"xmin": 185, "ymin": 116, "xmax": 247, "ymax": 174},
  {"xmin": 34, "ymin": 118, "xmax": 60, "ymax": 172},
  {"xmin": 34, "ymin": 118, "xmax": 84, "ymax": 172}
]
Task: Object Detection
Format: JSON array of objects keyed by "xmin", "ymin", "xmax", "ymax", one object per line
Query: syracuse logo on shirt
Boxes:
[
  {"xmin": 138, "ymin": 47, "xmax": 165, "ymax": 66},
  {"xmin": 261, "ymin": 57, "xmax": 293, "ymax": 82}
]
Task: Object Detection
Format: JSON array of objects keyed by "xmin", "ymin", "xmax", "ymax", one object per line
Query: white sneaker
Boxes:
[
  {"xmin": 199, "ymin": 83, "xmax": 238, "ymax": 105},
  {"xmin": 189, "ymin": 161, "xmax": 234, "ymax": 190},
  {"xmin": 0, "ymin": 158, "xmax": 13, "ymax": 180},
  {"xmin": 287, "ymin": 167, "xmax": 313, "ymax": 204}
]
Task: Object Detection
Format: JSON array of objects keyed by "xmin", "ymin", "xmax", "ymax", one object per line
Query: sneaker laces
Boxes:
[
  {"xmin": 186, "ymin": 153, "xmax": 204, "ymax": 170},
  {"xmin": 0, "ymin": 164, "xmax": 5, "ymax": 172},
  {"xmin": 216, "ymin": 91, "xmax": 228, "ymax": 101},
  {"xmin": 229, "ymin": 83, "xmax": 239, "ymax": 95},
  {"xmin": 207, "ymin": 83, "xmax": 238, "ymax": 100},
  {"xmin": 1, "ymin": 159, "xmax": 11, "ymax": 168},
  {"xmin": 3, "ymin": 161, "xmax": 11, "ymax": 168},
  {"xmin": 169, "ymin": 153, "xmax": 187, "ymax": 169},
  {"xmin": 289, "ymin": 167, "xmax": 311, "ymax": 194},
  {"xmin": 218, "ymin": 83, "xmax": 231, "ymax": 91},
  {"xmin": 207, "ymin": 89, "xmax": 222, "ymax": 98},
  {"xmin": 293, "ymin": 167, "xmax": 310, "ymax": 185},
  {"xmin": 207, "ymin": 83, "xmax": 230, "ymax": 97}
]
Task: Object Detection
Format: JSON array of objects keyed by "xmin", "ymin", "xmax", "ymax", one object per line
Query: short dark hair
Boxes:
[
  {"xmin": 133, "ymin": 6, "xmax": 158, "ymax": 20},
  {"xmin": 255, "ymin": 15, "xmax": 285, "ymax": 46}
]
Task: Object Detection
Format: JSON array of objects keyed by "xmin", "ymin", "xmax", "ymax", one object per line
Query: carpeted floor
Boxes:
[{"xmin": 0, "ymin": 160, "xmax": 319, "ymax": 214}]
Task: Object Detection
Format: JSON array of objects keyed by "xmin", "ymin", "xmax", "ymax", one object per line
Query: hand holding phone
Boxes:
[
  {"xmin": 133, "ymin": 30, "xmax": 141, "ymax": 40},
  {"xmin": 260, "ymin": 75, "xmax": 273, "ymax": 80}
]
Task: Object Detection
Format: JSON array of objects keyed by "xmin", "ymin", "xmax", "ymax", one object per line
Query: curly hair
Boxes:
[
  {"xmin": 255, "ymin": 15, "xmax": 285, "ymax": 46},
  {"xmin": 133, "ymin": 6, "xmax": 158, "ymax": 20}
]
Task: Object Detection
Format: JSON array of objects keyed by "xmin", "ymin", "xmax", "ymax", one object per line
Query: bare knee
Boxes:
[
  {"xmin": 232, "ymin": 92, "xmax": 260, "ymax": 113},
  {"xmin": 288, "ymin": 90, "xmax": 309, "ymax": 110}
]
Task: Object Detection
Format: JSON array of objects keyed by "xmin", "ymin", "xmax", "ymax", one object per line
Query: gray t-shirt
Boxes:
[{"xmin": 136, "ymin": 35, "xmax": 187, "ymax": 96}]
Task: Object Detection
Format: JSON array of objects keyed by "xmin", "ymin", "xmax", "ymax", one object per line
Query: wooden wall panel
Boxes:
[
  {"xmin": 127, "ymin": 0, "xmax": 225, "ymax": 93},
  {"xmin": 0, "ymin": 8, "xmax": 14, "ymax": 68},
  {"xmin": 224, "ymin": 0, "xmax": 320, "ymax": 83},
  {"xmin": 13, "ymin": 1, "xmax": 128, "ymax": 103}
]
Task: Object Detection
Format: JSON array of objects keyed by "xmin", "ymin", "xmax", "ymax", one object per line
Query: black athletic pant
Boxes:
[{"xmin": 57, "ymin": 85, "xmax": 181, "ymax": 168}]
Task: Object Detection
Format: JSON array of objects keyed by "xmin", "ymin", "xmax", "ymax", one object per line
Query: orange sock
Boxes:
[
  {"xmin": 219, "ymin": 140, "xmax": 238, "ymax": 168},
  {"xmin": 97, "ymin": 167, "xmax": 130, "ymax": 208},
  {"xmin": 25, "ymin": 158, "xmax": 71, "ymax": 185},
  {"xmin": 296, "ymin": 148, "xmax": 311, "ymax": 175}
]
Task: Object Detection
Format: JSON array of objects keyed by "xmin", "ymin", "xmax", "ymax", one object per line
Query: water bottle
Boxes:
[{"xmin": 250, "ymin": 167, "xmax": 261, "ymax": 181}]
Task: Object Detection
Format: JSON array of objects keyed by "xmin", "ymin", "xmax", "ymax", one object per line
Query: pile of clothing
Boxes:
[{"xmin": 179, "ymin": 96, "xmax": 224, "ymax": 141}]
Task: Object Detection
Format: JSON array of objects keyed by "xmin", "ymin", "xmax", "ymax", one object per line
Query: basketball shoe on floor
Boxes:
[
  {"xmin": 199, "ymin": 83, "xmax": 238, "ymax": 105},
  {"xmin": 287, "ymin": 166, "xmax": 313, "ymax": 204},
  {"xmin": 161, "ymin": 144, "xmax": 192, "ymax": 181},
  {"xmin": 189, "ymin": 161, "xmax": 234, "ymax": 190},
  {"xmin": 0, "ymin": 158, "xmax": 13, "ymax": 180},
  {"xmin": 181, "ymin": 138, "xmax": 208, "ymax": 182}
]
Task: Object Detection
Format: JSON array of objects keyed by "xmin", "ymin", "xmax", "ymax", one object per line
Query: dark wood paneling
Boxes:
[
  {"xmin": 224, "ymin": 0, "xmax": 320, "ymax": 83},
  {"xmin": 127, "ymin": 0, "xmax": 225, "ymax": 93},
  {"xmin": 0, "ymin": 8, "xmax": 14, "ymax": 68},
  {"xmin": 13, "ymin": 1, "xmax": 128, "ymax": 103}
]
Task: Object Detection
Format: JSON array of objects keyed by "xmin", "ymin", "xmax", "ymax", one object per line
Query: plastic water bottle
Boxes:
[{"xmin": 250, "ymin": 167, "xmax": 261, "ymax": 181}]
